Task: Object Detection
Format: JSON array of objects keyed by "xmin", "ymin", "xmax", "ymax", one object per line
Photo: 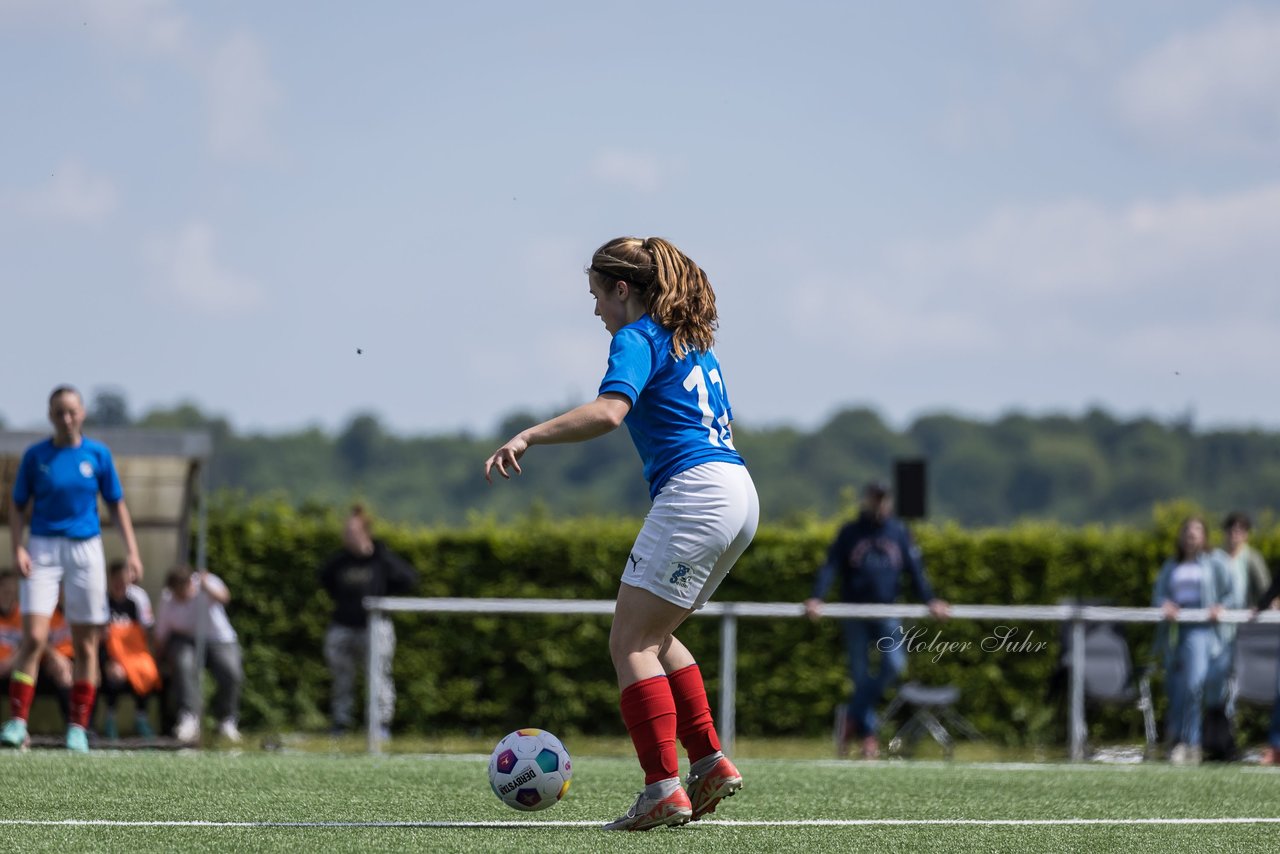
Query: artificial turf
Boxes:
[{"xmin": 3, "ymin": 747, "xmax": 1279, "ymax": 853}]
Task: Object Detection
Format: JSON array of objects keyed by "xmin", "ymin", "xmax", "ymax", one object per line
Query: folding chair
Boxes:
[
  {"xmin": 1232, "ymin": 621, "xmax": 1280, "ymax": 711},
  {"xmin": 880, "ymin": 682, "xmax": 982, "ymax": 758},
  {"xmin": 1065, "ymin": 623, "xmax": 1157, "ymax": 758}
]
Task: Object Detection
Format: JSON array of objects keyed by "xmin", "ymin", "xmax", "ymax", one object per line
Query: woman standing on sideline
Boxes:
[
  {"xmin": 1153, "ymin": 516, "xmax": 1232, "ymax": 765},
  {"xmin": 485, "ymin": 236, "xmax": 758, "ymax": 831},
  {"xmin": 3, "ymin": 386, "xmax": 143, "ymax": 752}
]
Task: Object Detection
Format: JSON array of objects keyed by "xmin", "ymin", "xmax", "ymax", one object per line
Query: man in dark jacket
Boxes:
[
  {"xmin": 320, "ymin": 505, "xmax": 418, "ymax": 738},
  {"xmin": 805, "ymin": 481, "xmax": 949, "ymax": 758}
]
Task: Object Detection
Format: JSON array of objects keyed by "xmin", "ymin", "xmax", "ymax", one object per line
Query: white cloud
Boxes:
[
  {"xmin": 1, "ymin": 0, "xmax": 282, "ymax": 162},
  {"xmin": 1115, "ymin": 7, "xmax": 1280, "ymax": 153},
  {"xmin": 0, "ymin": 0, "xmax": 193, "ymax": 58},
  {"xmin": 147, "ymin": 222, "xmax": 262, "ymax": 313},
  {"xmin": 588, "ymin": 150, "xmax": 666, "ymax": 194},
  {"xmin": 13, "ymin": 159, "xmax": 118, "ymax": 222},
  {"xmin": 205, "ymin": 32, "xmax": 283, "ymax": 161},
  {"xmin": 81, "ymin": 0, "xmax": 192, "ymax": 58},
  {"xmin": 892, "ymin": 184, "xmax": 1280, "ymax": 301},
  {"xmin": 748, "ymin": 182, "xmax": 1280, "ymax": 428},
  {"xmin": 788, "ymin": 182, "xmax": 1280, "ymax": 368}
]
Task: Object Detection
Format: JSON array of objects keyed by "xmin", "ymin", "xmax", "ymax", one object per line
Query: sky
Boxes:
[{"xmin": 2, "ymin": 0, "xmax": 1278, "ymax": 437}]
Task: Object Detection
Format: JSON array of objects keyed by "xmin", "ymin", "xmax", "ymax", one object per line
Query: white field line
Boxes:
[{"xmin": 2, "ymin": 818, "xmax": 1280, "ymax": 829}]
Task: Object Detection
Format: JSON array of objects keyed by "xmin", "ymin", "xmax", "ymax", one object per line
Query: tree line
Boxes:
[{"xmin": 61, "ymin": 391, "xmax": 1280, "ymax": 527}]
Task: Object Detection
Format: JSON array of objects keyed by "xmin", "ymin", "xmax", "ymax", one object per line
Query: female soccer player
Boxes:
[
  {"xmin": 3, "ymin": 386, "xmax": 144, "ymax": 752},
  {"xmin": 485, "ymin": 236, "xmax": 758, "ymax": 831}
]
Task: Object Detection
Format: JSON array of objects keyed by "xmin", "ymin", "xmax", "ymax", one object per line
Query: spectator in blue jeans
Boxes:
[
  {"xmin": 1153, "ymin": 516, "xmax": 1231, "ymax": 765},
  {"xmin": 805, "ymin": 481, "xmax": 949, "ymax": 758}
]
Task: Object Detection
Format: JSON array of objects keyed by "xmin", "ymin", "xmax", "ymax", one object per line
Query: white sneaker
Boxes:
[
  {"xmin": 217, "ymin": 718, "xmax": 242, "ymax": 743},
  {"xmin": 174, "ymin": 713, "xmax": 200, "ymax": 744}
]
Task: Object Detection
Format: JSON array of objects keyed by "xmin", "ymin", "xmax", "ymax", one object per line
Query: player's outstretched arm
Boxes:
[{"xmin": 484, "ymin": 394, "xmax": 631, "ymax": 483}]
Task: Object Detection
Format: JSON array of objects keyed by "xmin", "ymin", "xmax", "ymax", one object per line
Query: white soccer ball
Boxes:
[{"xmin": 487, "ymin": 728, "xmax": 573, "ymax": 811}]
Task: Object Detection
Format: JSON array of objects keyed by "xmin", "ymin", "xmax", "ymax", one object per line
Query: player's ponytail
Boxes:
[{"xmin": 588, "ymin": 236, "xmax": 718, "ymax": 358}]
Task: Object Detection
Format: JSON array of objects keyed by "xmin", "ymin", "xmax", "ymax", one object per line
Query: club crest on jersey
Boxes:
[
  {"xmin": 79, "ymin": 461, "xmax": 94, "ymax": 478},
  {"xmin": 669, "ymin": 562, "xmax": 692, "ymax": 590}
]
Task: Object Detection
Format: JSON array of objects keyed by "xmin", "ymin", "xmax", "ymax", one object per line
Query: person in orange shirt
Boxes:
[
  {"xmin": 0, "ymin": 570, "xmax": 22, "ymax": 683},
  {"xmin": 99, "ymin": 559, "xmax": 160, "ymax": 739},
  {"xmin": 1, "ymin": 570, "xmax": 72, "ymax": 730}
]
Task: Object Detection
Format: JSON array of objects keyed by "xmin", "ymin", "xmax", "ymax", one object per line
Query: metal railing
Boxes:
[{"xmin": 362, "ymin": 597, "xmax": 1280, "ymax": 760}]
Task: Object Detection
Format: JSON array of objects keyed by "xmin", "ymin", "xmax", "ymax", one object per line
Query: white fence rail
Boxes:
[{"xmin": 363, "ymin": 597, "xmax": 1280, "ymax": 759}]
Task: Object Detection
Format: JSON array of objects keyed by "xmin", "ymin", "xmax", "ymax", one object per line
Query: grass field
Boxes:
[{"xmin": 3, "ymin": 743, "xmax": 1280, "ymax": 853}]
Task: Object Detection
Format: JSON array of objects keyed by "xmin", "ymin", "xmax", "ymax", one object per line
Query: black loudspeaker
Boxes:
[{"xmin": 894, "ymin": 458, "xmax": 927, "ymax": 520}]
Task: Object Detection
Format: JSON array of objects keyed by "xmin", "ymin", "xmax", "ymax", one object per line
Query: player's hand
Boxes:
[
  {"xmin": 928, "ymin": 598, "xmax": 951, "ymax": 621},
  {"xmin": 1208, "ymin": 604, "xmax": 1223, "ymax": 623},
  {"xmin": 804, "ymin": 598, "xmax": 824, "ymax": 621},
  {"xmin": 484, "ymin": 435, "xmax": 529, "ymax": 483},
  {"xmin": 1161, "ymin": 600, "xmax": 1179, "ymax": 621},
  {"xmin": 126, "ymin": 552, "xmax": 144, "ymax": 583},
  {"xmin": 13, "ymin": 546, "xmax": 32, "ymax": 578}
]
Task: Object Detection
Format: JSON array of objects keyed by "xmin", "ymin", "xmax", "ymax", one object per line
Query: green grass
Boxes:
[{"xmin": 3, "ymin": 747, "xmax": 1280, "ymax": 853}]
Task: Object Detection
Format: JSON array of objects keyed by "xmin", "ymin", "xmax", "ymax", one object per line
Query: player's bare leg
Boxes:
[{"xmin": 604, "ymin": 586, "xmax": 694, "ymax": 830}]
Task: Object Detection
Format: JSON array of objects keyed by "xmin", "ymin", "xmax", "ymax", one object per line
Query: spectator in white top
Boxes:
[{"xmin": 155, "ymin": 565, "xmax": 243, "ymax": 744}]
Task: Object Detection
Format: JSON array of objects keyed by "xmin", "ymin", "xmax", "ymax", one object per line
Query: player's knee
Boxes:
[{"xmin": 20, "ymin": 633, "xmax": 49, "ymax": 659}]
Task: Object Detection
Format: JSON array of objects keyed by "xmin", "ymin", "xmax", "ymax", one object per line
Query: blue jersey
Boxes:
[
  {"xmin": 11, "ymin": 437, "xmax": 123, "ymax": 539},
  {"xmin": 598, "ymin": 315, "xmax": 746, "ymax": 498}
]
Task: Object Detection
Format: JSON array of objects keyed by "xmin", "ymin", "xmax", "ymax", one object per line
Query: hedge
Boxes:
[{"xmin": 207, "ymin": 496, "xmax": 1279, "ymax": 748}]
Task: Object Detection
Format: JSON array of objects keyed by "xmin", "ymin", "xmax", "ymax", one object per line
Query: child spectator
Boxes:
[
  {"xmin": 155, "ymin": 566, "xmax": 243, "ymax": 744},
  {"xmin": 99, "ymin": 559, "xmax": 160, "ymax": 739}
]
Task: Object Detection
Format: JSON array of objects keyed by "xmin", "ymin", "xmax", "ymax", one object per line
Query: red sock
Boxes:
[
  {"xmin": 8, "ymin": 672, "xmax": 36, "ymax": 722},
  {"xmin": 70, "ymin": 681, "xmax": 96, "ymax": 730},
  {"xmin": 619, "ymin": 675, "xmax": 679, "ymax": 785},
  {"xmin": 669, "ymin": 664, "xmax": 721, "ymax": 763}
]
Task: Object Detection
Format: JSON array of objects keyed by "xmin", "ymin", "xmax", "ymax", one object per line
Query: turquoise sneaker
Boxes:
[
  {"xmin": 135, "ymin": 717, "xmax": 155, "ymax": 738},
  {"xmin": 0, "ymin": 718, "xmax": 29, "ymax": 749},
  {"xmin": 66, "ymin": 725, "xmax": 90, "ymax": 753}
]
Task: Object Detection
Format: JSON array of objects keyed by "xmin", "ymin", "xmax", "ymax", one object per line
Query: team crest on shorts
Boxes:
[
  {"xmin": 669, "ymin": 562, "xmax": 692, "ymax": 590},
  {"xmin": 79, "ymin": 461, "xmax": 94, "ymax": 478}
]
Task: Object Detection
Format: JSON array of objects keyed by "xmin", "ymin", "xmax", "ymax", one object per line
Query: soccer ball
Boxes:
[{"xmin": 487, "ymin": 728, "xmax": 573, "ymax": 811}]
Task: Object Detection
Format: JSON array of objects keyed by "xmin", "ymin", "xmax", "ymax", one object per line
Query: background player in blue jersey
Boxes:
[
  {"xmin": 485, "ymin": 236, "xmax": 758, "ymax": 831},
  {"xmin": 3, "ymin": 386, "xmax": 144, "ymax": 752}
]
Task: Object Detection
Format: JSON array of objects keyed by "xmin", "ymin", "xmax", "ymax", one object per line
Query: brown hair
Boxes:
[
  {"xmin": 165, "ymin": 564, "xmax": 194, "ymax": 592},
  {"xmin": 48, "ymin": 385, "xmax": 81, "ymax": 407},
  {"xmin": 1175, "ymin": 516, "xmax": 1208, "ymax": 562},
  {"xmin": 1223, "ymin": 511, "xmax": 1252, "ymax": 532},
  {"xmin": 588, "ymin": 236, "xmax": 718, "ymax": 358}
]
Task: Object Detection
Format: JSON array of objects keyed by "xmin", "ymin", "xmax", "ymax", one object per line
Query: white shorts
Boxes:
[
  {"xmin": 20, "ymin": 535, "xmax": 108, "ymax": 625},
  {"xmin": 621, "ymin": 462, "xmax": 759, "ymax": 609}
]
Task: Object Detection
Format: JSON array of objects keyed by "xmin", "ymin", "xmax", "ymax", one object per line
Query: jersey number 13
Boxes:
[{"xmin": 683, "ymin": 365, "xmax": 735, "ymax": 449}]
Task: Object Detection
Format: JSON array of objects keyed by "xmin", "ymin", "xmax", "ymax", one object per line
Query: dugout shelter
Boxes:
[{"xmin": 0, "ymin": 428, "xmax": 213, "ymax": 605}]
